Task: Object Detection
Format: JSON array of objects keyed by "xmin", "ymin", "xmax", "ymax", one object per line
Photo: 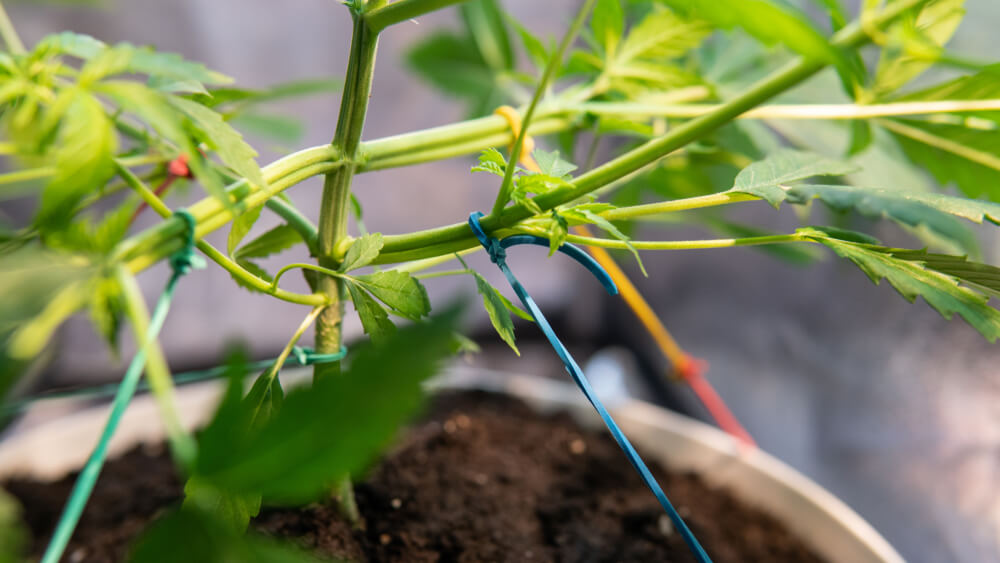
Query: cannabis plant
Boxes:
[{"xmin": 2, "ymin": 0, "xmax": 999, "ymax": 559}]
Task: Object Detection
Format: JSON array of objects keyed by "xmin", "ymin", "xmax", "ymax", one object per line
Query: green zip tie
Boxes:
[
  {"xmin": 40, "ymin": 210, "xmax": 202, "ymax": 563},
  {"xmin": 2, "ymin": 346, "xmax": 348, "ymax": 417}
]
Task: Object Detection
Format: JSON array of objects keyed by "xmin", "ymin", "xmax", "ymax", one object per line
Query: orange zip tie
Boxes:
[{"xmin": 493, "ymin": 105, "xmax": 755, "ymax": 447}]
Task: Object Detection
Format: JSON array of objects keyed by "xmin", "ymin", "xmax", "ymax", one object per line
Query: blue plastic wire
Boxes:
[
  {"xmin": 2, "ymin": 346, "xmax": 349, "ymax": 417},
  {"xmin": 468, "ymin": 212, "xmax": 711, "ymax": 563}
]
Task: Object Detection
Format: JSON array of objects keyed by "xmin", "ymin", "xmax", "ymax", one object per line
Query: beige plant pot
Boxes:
[{"xmin": 0, "ymin": 367, "xmax": 902, "ymax": 563}]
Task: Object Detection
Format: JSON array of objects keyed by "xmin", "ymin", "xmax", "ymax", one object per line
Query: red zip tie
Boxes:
[
  {"xmin": 675, "ymin": 354, "xmax": 756, "ymax": 448},
  {"xmin": 130, "ymin": 155, "xmax": 191, "ymax": 225}
]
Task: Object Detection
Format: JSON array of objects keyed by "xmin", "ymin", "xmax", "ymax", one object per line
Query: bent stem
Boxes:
[{"xmin": 116, "ymin": 163, "xmax": 327, "ymax": 307}]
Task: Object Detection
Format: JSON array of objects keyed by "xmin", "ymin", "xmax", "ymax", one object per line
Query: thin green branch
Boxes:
[
  {"xmin": 249, "ymin": 306, "xmax": 323, "ymax": 421},
  {"xmin": 116, "ymin": 162, "xmax": 328, "ymax": 307},
  {"xmin": 508, "ymin": 228, "xmax": 807, "ymax": 250},
  {"xmin": 570, "ymin": 99, "xmax": 1000, "ymax": 120},
  {"xmin": 600, "ymin": 192, "xmax": 760, "ymax": 221},
  {"xmin": 491, "ymin": 0, "xmax": 597, "ymax": 214},
  {"xmin": 271, "ymin": 263, "xmax": 348, "ymax": 294},
  {"xmin": 264, "ymin": 197, "xmax": 320, "ymax": 255},
  {"xmin": 365, "ymin": 0, "xmax": 469, "ymax": 33},
  {"xmin": 414, "ymin": 268, "xmax": 470, "ymax": 280},
  {"xmin": 391, "ymin": 247, "xmax": 481, "ymax": 274},
  {"xmin": 0, "ymin": 1, "xmax": 25, "ymax": 55}
]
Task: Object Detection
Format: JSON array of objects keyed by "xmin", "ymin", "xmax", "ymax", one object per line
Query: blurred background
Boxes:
[{"xmin": 3, "ymin": 0, "xmax": 1000, "ymax": 561}]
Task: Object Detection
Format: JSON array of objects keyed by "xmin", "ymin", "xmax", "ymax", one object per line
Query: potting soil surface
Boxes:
[{"xmin": 5, "ymin": 390, "xmax": 824, "ymax": 562}]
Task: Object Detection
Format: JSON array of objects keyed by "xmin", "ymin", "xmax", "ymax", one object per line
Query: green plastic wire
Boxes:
[
  {"xmin": 40, "ymin": 210, "xmax": 203, "ymax": 563},
  {"xmin": 1, "ymin": 345, "xmax": 348, "ymax": 417}
]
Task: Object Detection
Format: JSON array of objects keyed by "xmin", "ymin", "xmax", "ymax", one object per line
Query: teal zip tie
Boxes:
[
  {"xmin": 1, "ymin": 346, "xmax": 348, "ymax": 417},
  {"xmin": 468, "ymin": 212, "xmax": 711, "ymax": 563},
  {"xmin": 41, "ymin": 210, "xmax": 203, "ymax": 563}
]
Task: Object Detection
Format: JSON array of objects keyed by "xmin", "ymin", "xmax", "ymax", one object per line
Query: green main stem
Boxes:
[{"xmin": 314, "ymin": 2, "xmax": 384, "ymax": 378}]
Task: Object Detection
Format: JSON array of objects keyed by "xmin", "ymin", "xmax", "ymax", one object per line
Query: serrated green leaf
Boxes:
[
  {"xmin": 461, "ymin": 0, "xmax": 514, "ymax": 71},
  {"xmin": 128, "ymin": 47, "xmax": 232, "ymax": 86},
  {"xmin": 34, "ymin": 31, "xmax": 105, "ymax": 60},
  {"xmin": 168, "ymin": 97, "xmax": 266, "ymax": 188},
  {"xmin": 234, "ymin": 224, "xmax": 303, "ymax": 260},
  {"xmin": 339, "ymin": 233, "xmax": 384, "ymax": 272},
  {"xmin": 848, "ymin": 120, "xmax": 874, "ymax": 156},
  {"xmin": 406, "ymin": 32, "xmax": 504, "ymax": 116},
  {"xmin": 36, "ymin": 91, "xmax": 117, "ymax": 227},
  {"xmin": 96, "ymin": 80, "xmax": 198, "ymax": 157},
  {"xmin": 229, "ymin": 113, "xmax": 304, "ymax": 145},
  {"xmin": 728, "ymin": 149, "xmax": 859, "ymax": 206},
  {"xmin": 0, "ymin": 247, "xmax": 95, "ymax": 400},
  {"xmin": 785, "ymin": 184, "xmax": 1000, "ymax": 253},
  {"xmin": 182, "ymin": 477, "xmax": 261, "ymax": 534},
  {"xmin": 352, "ymin": 270, "xmax": 431, "ymax": 320},
  {"xmin": 34, "ymin": 32, "xmax": 231, "ymax": 86},
  {"xmin": 657, "ymin": 0, "xmax": 847, "ymax": 71},
  {"xmin": 129, "ymin": 507, "xmax": 323, "ymax": 563},
  {"xmin": 191, "ymin": 310, "xmax": 459, "ymax": 503},
  {"xmin": 0, "ymin": 490, "xmax": 26, "ymax": 563},
  {"xmin": 533, "ymin": 149, "xmax": 577, "ymax": 179},
  {"xmin": 200, "ymin": 78, "xmax": 343, "ymax": 109},
  {"xmin": 346, "ymin": 282, "xmax": 395, "ymax": 342},
  {"xmin": 511, "ymin": 20, "xmax": 550, "ymax": 71},
  {"xmin": 616, "ymin": 7, "xmax": 711, "ymax": 62},
  {"xmin": 593, "ymin": 0, "xmax": 625, "ymax": 54},
  {"xmin": 873, "ymin": 0, "xmax": 966, "ymax": 98},
  {"xmin": 800, "ymin": 227, "xmax": 1000, "ymax": 341},
  {"xmin": 88, "ymin": 274, "xmax": 124, "ymax": 354},
  {"xmin": 227, "ymin": 205, "xmax": 263, "ymax": 256},
  {"xmin": 548, "ymin": 210, "xmax": 569, "ymax": 256},
  {"xmin": 570, "ymin": 208, "xmax": 647, "ymax": 276},
  {"xmin": 472, "ymin": 272, "xmax": 519, "ymax": 355},
  {"xmin": 471, "ymin": 147, "xmax": 507, "ymax": 176},
  {"xmin": 884, "ymin": 118, "xmax": 1000, "ymax": 201},
  {"xmin": 896, "ymin": 64, "xmax": 1000, "ymax": 104},
  {"xmin": 148, "ymin": 76, "xmax": 210, "ymax": 96},
  {"xmin": 883, "ymin": 248, "xmax": 1000, "ymax": 300}
]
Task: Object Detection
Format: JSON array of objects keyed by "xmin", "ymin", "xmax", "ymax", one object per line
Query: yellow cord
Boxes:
[{"xmin": 494, "ymin": 105, "xmax": 541, "ymax": 173}]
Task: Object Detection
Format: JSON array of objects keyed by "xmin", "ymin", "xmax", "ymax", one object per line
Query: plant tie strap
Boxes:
[
  {"xmin": 41, "ymin": 209, "xmax": 203, "ymax": 563},
  {"xmin": 467, "ymin": 212, "xmax": 711, "ymax": 563},
  {"xmin": 291, "ymin": 345, "xmax": 348, "ymax": 366}
]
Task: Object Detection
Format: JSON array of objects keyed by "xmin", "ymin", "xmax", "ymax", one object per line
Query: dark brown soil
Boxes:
[{"xmin": 5, "ymin": 391, "xmax": 824, "ymax": 562}]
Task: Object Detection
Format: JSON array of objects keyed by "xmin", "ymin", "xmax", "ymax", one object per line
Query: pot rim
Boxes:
[{"xmin": 0, "ymin": 366, "xmax": 902, "ymax": 563}]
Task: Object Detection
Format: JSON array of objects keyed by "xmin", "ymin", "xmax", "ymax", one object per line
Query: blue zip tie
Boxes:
[{"xmin": 468, "ymin": 212, "xmax": 711, "ymax": 562}]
